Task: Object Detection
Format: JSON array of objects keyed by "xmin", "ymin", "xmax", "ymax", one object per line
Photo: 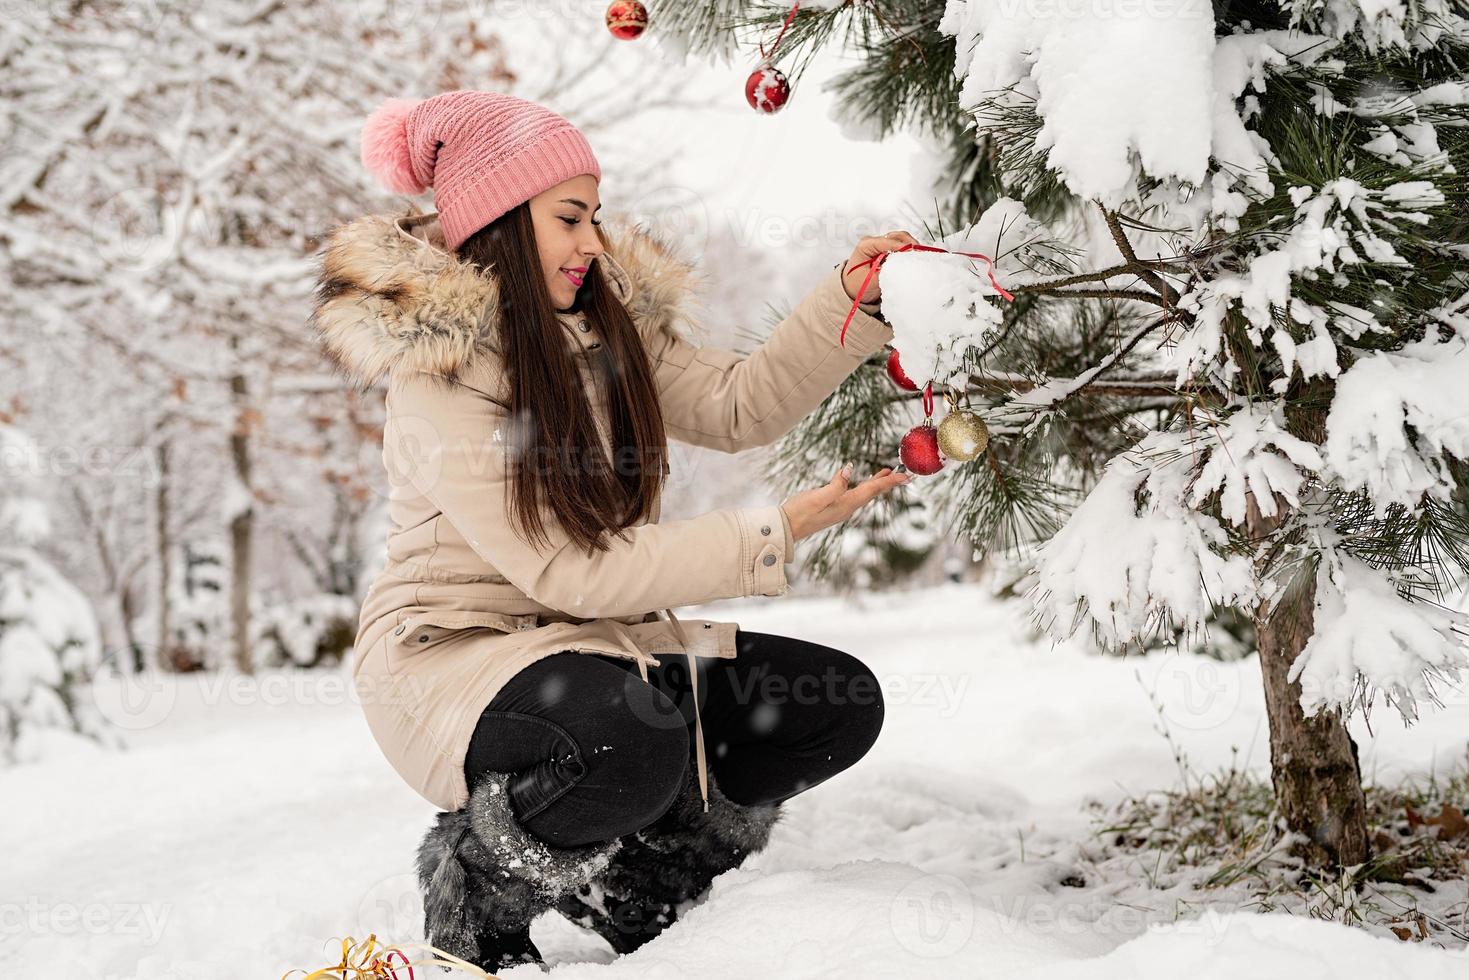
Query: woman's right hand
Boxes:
[{"xmin": 780, "ymin": 463, "xmax": 912, "ymax": 543}]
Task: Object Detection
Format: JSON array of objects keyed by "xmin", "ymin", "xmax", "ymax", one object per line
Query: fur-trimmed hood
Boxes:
[{"xmin": 309, "ymin": 207, "xmax": 705, "ymax": 391}]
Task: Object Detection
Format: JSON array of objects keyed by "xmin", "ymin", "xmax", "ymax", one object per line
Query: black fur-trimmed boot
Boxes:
[
  {"xmin": 554, "ymin": 767, "xmax": 781, "ymax": 955},
  {"xmin": 415, "ymin": 772, "xmax": 621, "ymax": 973}
]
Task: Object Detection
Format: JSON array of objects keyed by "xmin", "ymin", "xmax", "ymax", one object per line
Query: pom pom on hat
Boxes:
[{"xmin": 360, "ymin": 97, "xmax": 426, "ymax": 195}]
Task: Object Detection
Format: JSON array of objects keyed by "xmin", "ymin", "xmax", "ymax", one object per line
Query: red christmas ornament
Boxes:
[
  {"xmin": 745, "ymin": 2, "xmax": 799, "ymax": 114},
  {"xmin": 900, "ymin": 423, "xmax": 944, "ymax": 475},
  {"xmin": 605, "ymin": 0, "xmax": 647, "ymax": 40},
  {"xmin": 885, "ymin": 349, "xmax": 919, "ymax": 391},
  {"xmin": 898, "ymin": 381, "xmax": 944, "ymax": 475},
  {"xmin": 745, "ymin": 63, "xmax": 791, "ymax": 114}
]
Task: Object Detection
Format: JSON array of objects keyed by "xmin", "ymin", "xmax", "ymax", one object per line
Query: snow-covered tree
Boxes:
[
  {"xmin": 0, "ymin": 426, "xmax": 118, "ymax": 763},
  {"xmin": 656, "ymin": 0, "xmax": 1469, "ymax": 869}
]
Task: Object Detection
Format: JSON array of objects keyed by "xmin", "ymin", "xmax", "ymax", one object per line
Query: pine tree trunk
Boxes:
[{"xmin": 1248, "ymin": 498, "xmax": 1369, "ymax": 869}]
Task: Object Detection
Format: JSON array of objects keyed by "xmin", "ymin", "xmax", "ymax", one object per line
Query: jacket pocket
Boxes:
[
  {"xmin": 620, "ymin": 619, "xmax": 738, "ymax": 660},
  {"xmin": 385, "ymin": 610, "xmax": 526, "ymax": 672}
]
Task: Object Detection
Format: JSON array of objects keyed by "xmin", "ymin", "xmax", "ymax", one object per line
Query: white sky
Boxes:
[{"xmin": 643, "ymin": 46, "xmax": 922, "ymax": 236}]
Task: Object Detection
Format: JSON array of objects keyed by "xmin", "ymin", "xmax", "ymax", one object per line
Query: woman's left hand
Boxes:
[{"xmin": 841, "ymin": 231, "xmax": 921, "ymax": 305}]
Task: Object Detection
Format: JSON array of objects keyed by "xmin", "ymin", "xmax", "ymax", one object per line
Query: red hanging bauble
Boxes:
[
  {"xmin": 745, "ymin": 2, "xmax": 799, "ymax": 113},
  {"xmin": 745, "ymin": 62, "xmax": 791, "ymax": 114},
  {"xmin": 899, "ymin": 380, "xmax": 944, "ymax": 475},
  {"xmin": 885, "ymin": 349, "xmax": 919, "ymax": 391},
  {"xmin": 746, "ymin": 2, "xmax": 805, "ymax": 113},
  {"xmin": 900, "ymin": 422, "xmax": 944, "ymax": 475},
  {"xmin": 605, "ymin": 0, "xmax": 647, "ymax": 40}
]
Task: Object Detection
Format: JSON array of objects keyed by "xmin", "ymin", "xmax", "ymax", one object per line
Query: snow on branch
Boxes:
[
  {"xmin": 1289, "ymin": 553, "xmax": 1468, "ymax": 723},
  {"xmin": 938, "ymin": 0, "xmax": 1217, "ymax": 204},
  {"xmin": 1031, "ymin": 428, "xmax": 1257, "ymax": 649},
  {"xmin": 1280, "ymin": 0, "xmax": 1465, "ymax": 50},
  {"xmin": 1167, "ymin": 178, "xmax": 1438, "ymax": 386},
  {"xmin": 1324, "ymin": 335, "xmax": 1469, "ymax": 516},
  {"xmin": 1191, "ymin": 405, "xmax": 1324, "ymax": 526}
]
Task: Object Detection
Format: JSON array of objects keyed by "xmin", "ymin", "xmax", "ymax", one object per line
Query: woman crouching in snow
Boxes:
[{"xmin": 309, "ymin": 90, "xmax": 915, "ymax": 972}]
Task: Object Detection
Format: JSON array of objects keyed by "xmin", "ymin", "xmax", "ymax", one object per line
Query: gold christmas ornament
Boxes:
[{"xmin": 936, "ymin": 404, "xmax": 990, "ymax": 461}]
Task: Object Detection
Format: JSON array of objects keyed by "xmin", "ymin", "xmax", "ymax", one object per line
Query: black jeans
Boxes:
[{"xmin": 463, "ymin": 629, "xmax": 885, "ymax": 847}]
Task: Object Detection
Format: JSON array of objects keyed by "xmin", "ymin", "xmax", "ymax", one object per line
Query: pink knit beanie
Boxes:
[{"xmin": 359, "ymin": 90, "xmax": 601, "ymax": 252}]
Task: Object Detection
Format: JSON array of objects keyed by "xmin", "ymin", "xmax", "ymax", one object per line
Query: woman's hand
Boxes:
[
  {"xmin": 780, "ymin": 463, "xmax": 912, "ymax": 543},
  {"xmin": 841, "ymin": 231, "xmax": 921, "ymax": 305}
]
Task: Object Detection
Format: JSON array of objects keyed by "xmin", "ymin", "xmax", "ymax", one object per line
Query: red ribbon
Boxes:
[
  {"xmin": 383, "ymin": 950, "xmax": 414, "ymax": 980},
  {"xmin": 922, "ymin": 380, "xmax": 934, "ymax": 419},
  {"xmin": 759, "ymin": 2, "xmax": 801, "ymax": 62},
  {"xmin": 839, "ymin": 243, "xmax": 1016, "ymax": 349}
]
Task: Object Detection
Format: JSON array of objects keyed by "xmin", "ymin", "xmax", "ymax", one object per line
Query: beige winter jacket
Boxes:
[{"xmin": 309, "ymin": 207, "xmax": 893, "ymax": 813}]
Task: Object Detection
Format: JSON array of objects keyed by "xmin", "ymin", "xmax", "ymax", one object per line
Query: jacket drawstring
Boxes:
[
  {"xmin": 605, "ymin": 607, "xmax": 711, "ymax": 815},
  {"xmin": 663, "ymin": 607, "xmax": 710, "ymax": 814}
]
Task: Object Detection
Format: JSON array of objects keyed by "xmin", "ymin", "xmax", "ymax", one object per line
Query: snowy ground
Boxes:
[{"xmin": 5, "ymin": 582, "xmax": 1468, "ymax": 979}]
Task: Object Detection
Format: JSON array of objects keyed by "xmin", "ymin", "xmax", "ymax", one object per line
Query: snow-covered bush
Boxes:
[
  {"xmin": 165, "ymin": 540, "xmax": 230, "ymax": 673},
  {"xmin": 0, "ymin": 426, "xmax": 117, "ymax": 763},
  {"xmin": 252, "ymin": 592, "xmax": 358, "ymax": 670}
]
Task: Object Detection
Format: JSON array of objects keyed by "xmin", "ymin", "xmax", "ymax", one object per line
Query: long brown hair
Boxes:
[{"xmin": 457, "ymin": 202, "xmax": 668, "ymax": 556}]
